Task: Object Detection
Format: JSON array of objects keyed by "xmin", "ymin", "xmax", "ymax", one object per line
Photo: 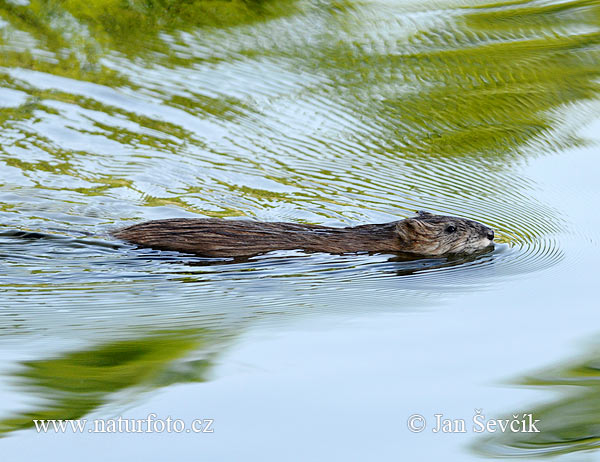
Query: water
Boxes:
[{"xmin": 0, "ymin": 0, "xmax": 599, "ymax": 459}]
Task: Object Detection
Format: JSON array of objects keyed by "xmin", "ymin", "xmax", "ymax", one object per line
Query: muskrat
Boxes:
[{"xmin": 113, "ymin": 211, "xmax": 495, "ymax": 258}]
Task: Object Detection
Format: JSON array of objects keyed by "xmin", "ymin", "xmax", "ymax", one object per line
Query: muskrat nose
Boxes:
[{"xmin": 487, "ymin": 230, "xmax": 494, "ymax": 241}]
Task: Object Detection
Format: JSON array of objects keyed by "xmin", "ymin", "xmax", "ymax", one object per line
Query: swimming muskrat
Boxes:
[{"xmin": 113, "ymin": 211, "xmax": 494, "ymax": 258}]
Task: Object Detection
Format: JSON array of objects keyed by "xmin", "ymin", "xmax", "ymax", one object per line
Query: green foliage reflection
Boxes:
[
  {"xmin": 475, "ymin": 346, "xmax": 600, "ymax": 457},
  {"xmin": 0, "ymin": 330, "xmax": 216, "ymax": 436},
  {"xmin": 318, "ymin": 0, "xmax": 600, "ymax": 158}
]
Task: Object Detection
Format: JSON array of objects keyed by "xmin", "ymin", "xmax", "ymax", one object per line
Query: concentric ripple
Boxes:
[{"xmin": 0, "ymin": 214, "xmax": 561, "ymax": 333}]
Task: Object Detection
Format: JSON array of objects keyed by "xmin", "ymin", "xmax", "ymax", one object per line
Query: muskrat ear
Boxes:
[{"xmin": 416, "ymin": 210, "xmax": 433, "ymax": 218}]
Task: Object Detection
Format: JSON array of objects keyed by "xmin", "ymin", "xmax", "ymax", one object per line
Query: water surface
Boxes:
[{"xmin": 1, "ymin": 0, "xmax": 599, "ymax": 460}]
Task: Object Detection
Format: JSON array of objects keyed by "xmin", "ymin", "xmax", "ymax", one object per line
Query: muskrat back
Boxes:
[{"xmin": 113, "ymin": 211, "xmax": 495, "ymax": 258}]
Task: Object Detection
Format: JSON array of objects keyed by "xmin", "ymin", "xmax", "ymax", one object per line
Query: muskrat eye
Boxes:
[{"xmin": 445, "ymin": 225, "xmax": 456, "ymax": 234}]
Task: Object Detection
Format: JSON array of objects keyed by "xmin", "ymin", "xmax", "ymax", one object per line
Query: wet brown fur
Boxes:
[{"xmin": 113, "ymin": 211, "xmax": 495, "ymax": 258}]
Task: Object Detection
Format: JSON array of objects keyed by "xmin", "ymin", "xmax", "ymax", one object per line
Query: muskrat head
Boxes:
[{"xmin": 395, "ymin": 211, "xmax": 495, "ymax": 256}]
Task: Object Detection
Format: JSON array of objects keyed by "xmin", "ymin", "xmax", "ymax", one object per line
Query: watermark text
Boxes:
[
  {"xmin": 33, "ymin": 414, "xmax": 214, "ymax": 434},
  {"xmin": 407, "ymin": 410, "xmax": 540, "ymax": 434}
]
